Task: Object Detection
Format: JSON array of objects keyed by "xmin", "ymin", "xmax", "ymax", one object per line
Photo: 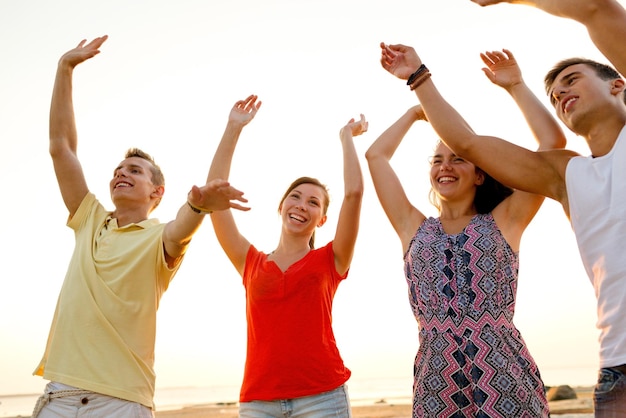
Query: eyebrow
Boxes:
[
  {"xmin": 113, "ymin": 163, "xmax": 144, "ymax": 174},
  {"xmin": 550, "ymin": 70, "xmax": 581, "ymax": 98}
]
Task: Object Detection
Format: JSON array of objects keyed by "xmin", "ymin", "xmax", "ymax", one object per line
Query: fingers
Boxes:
[
  {"xmin": 85, "ymin": 35, "xmax": 108, "ymax": 50},
  {"xmin": 234, "ymin": 95, "xmax": 261, "ymax": 114},
  {"xmin": 229, "ymin": 202, "xmax": 251, "ymax": 212}
]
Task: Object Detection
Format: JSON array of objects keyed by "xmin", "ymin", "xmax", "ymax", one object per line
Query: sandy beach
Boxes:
[
  {"xmin": 4, "ymin": 387, "xmax": 593, "ymax": 418},
  {"xmin": 154, "ymin": 398, "xmax": 594, "ymax": 418},
  {"xmin": 153, "ymin": 388, "xmax": 594, "ymax": 418}
]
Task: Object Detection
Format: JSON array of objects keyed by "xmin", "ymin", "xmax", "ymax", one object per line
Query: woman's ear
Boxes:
[
  {"xmin": 317, "ymin": 215, "xmax": 327, "ymax": 228},
  {"xmin": 475, "ymin": 169, "xmax": 485, "ymax": 186}
]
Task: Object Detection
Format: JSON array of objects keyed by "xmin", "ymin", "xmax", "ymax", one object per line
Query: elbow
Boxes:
[
  {"xmin": 344, "ymin": 183, "xmax": 364, "ymax": 203},
  {"xmin": 441, "ymin": 136, "xmax": 473, "ymax": 157},
  {"xmin": 365, "ymin": 147, "xmax": 386, "ymax": 164}
]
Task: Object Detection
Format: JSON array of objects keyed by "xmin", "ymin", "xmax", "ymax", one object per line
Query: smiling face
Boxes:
[
  {"xmin": 547, "ymin": 62, "xmax": 624, "ymax": 135},
  {"xmin": 109, "ymin": 156, "xmax": 164, "ymax": 211},
  {"xmin": 429, "ymin": 142, "xmax": 484, "ymax": 205},
  {"xmin": 278, "ymin": 182, "xmax": 328, "ymax": 239}
]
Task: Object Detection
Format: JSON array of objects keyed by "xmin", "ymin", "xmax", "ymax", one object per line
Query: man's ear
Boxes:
[
  {"xmin": 317, "ymin": 215, "xmax": 327, "ymax": 228},
  {"xmin": 152, "ymin": 185, "xmax": 165, "ymax": 199},
  {"xmin": 612, "ymin": 78, "xmax": 626, "ymax": 96}
]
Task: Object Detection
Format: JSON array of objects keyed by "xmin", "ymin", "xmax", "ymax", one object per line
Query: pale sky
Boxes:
[{"xmin": 0, "ymin": 0, "xmax": 615, "ymax": 396}]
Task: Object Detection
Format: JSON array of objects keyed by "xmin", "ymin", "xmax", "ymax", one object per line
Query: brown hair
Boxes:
[
  {"xmin": 278, "ymin": 176, "xmax": 330, "ymax": 249},
  {"xmin": 544, "ymin": 58, "xmax": 625, "ymax": 104},
  {"xmin": 428, "ymin": 142, "xmax": 513, "ymax": 214},
  {"xmin": 124, "ymin": 148, "xmax": 165, "ymax": 210}
]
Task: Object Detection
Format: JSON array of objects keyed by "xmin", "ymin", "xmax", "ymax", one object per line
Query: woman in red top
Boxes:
[{"xmin": 204, "ymin": 95, "xmax": 367, "ymax": 417}]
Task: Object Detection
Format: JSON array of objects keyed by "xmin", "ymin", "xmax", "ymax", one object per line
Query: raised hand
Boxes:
[
  {"xmin": 59, "ymin": 36, "xmax": 108, "ymax": 69},
  {"xmin": 229, "ymin": 95, "xmax": 262, "ymax": 126},
  {"xmin": 341, "ymin": 114, "xmax": 368, "ymax": 138},
  {"xmin": 188, "ymin": 179, "xmax": 250, "ymax": 213},
  {"xmin": 480, "ymin": 49, "xmax": 523, "ymax": 90},
  {"xmin": 379, "ymin": 42, "xmax": 422, "ymax": 80}
]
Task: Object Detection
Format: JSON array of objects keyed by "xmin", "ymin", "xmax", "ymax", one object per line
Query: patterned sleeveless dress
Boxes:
[{"xmin": 404, "ymin": 214, "xmax": 549, "ymax": 417}]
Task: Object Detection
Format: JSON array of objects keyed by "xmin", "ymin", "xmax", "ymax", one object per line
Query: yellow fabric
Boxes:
[{"xmin": 34, "ymin": 193, "xmax": 180, "ymax": 408}]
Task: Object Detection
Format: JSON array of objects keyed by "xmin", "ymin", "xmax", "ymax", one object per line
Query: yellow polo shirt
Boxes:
[{"xmin": 34, "ymin": 193, "xmax": 180, "ymax": 408}]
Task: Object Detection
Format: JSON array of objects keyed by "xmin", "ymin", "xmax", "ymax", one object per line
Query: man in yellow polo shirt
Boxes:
[{"xmin": 32, "ymin": 35, "xmax": 250, "ymax": 417}]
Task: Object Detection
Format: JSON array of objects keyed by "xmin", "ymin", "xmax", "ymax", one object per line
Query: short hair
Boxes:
[
  {"xmin": 124, "ymin": 148, "xmax": 165, "ymax": 210},
  {"xmin": 278, "ymin": 176, "xmax": 330, "ymax": 249},
  {"xmin": 124, "ymin": 148, "xmax": 165, "ymax": 186},
  {"xmin": 544, "ymin": 58, "xmax": 626, "ymax": 104}
]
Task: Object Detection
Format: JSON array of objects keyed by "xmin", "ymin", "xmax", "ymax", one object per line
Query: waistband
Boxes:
[
  {"xmin": 32, "ymin": 388, "xmax": 93, "ymax": 418},
  {"xmin": 609, "ymin": 363, "xmax": 626, "ymax": 375}
]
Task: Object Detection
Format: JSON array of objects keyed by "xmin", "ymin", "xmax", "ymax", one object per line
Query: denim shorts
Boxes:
[
  {"xmin": 34, "ymin": 381, "xmax": 154, "ymax": 418},
  {"xmin": 594, "ymin": 365, "xmax": 626, "ymax": 418},
  {"xmin": 239, "ymin": 384, "xmax": 352, "ymax": 418}
]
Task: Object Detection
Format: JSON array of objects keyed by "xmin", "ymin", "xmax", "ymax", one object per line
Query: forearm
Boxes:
[
  {"xmin": 365, "ymin": 110, "xmax": 418, "ymax": 162},
  {"xmin": 505, "ymin": 0, "xmax": 626, "ymax": 75},
  {"xmin": 414, "ymin": 80, "xmax": 477, "ymax": 156},
  {"xmin": 507, "ymin": 82, "xmax": 566, "ymax": 150},
  {"xmin": 49, "ymin": 63, "xmax": 78, "ymax": 157},
  {"xmin": 340, "ymin": 133, "xmax": 364, "ymax": 199},
  {"xmin": 163, "ymin": 201, "xmax": 205, "ymax": 259},
  {"xmin": 508, "ymin": 0, "xmax": 605, "ymax": 21},
  {"xmin": 206, "ymin": 121, "xmax": 245, "ymax": 182}
]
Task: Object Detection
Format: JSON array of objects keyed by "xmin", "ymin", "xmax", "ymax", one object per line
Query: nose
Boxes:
[
  {"xmin": 552, "ymin": 86, "xmax": 567, "ymax": 104},
  {"xmin": 439, "ymin": 160, "xmax": 452, "ymax": 171}
]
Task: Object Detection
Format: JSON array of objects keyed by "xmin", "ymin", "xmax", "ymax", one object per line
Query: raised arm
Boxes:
[
  {"xmin": 379, "ymin": 42, "xmax": 575, "ymax": 208},
  {"xmin": 161, "ymin": 178, "xmax": 250, "ymax": 268},
  {"xmin": 333, "ymin": 115, "xmax": 367, "ymax": 276},
  {"xmin": 478, "ymin": 49, "xmax": 570, "ymax": 245},
  {"xmin": 206, "ymin": 95, "xmax": 261, "ymax": 275},
  {"xmin": 480, "ymin": 49, "xmax": 566, "ymax": 151},
  {"xmin": 49, "ymin": 36, "xmax": 107, "ymax": 216},
  {"xmin": 471, "ymin": 0, "xmax": 626, "ymax": 77},
  {"xmin": 365, "ymin": 106, "xmax": 427, "ymax": 252}
]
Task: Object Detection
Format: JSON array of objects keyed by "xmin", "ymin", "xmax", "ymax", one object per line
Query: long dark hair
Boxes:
[
  {"xmin": 278, "ymin": 176, "xmax": 330, "ymax": 249},
  {"xmin": 428, "ymin": 142, "xmax": 513, "ymax": 214},
  {"xmin": 474, "ymin": 171, "xmax": 514, "ymax": 214}
]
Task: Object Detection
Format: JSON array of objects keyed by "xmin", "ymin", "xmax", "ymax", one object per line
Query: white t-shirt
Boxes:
[{"xmin": 566, "ymin": 124, "xmax": 626, "ymax": 368}]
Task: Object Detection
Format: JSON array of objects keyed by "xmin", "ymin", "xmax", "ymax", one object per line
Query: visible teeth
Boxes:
[
  {"xmin": 563, "ymin": 97, "xmax": 577, "ymax": 111},
  {"xmin": 116, "ymin": 182, "xmax": 131, "ymax": 188},
  {"xmin": 290, "ymin": 214, "xmax": 306, "ymax": 222},
  {"xmin": 439, "ymin": 176, "xmax": 455, "ymax": 183}
]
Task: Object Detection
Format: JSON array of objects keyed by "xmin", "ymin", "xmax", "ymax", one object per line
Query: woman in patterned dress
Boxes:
[{"xmin": 366, "ymin": 49, "xmax": 566, "ymax": 417}]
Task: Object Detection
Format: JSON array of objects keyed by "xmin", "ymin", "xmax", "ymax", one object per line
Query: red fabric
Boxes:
[{"xmin": 239, "ymin": 242, "xmax": 351, "ymax": 402}]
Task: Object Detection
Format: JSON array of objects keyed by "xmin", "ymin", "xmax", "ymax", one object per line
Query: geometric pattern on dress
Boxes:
[{"xmin": 405, "ymin": 214, "xmax": 549, "ymax": 417}]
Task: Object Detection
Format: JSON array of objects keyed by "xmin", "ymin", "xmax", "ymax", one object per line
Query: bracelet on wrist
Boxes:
[
  {"xmin": 187, "ymin": 201, "xmax": 212, "ymax": 215},
  {"xmin": 406, "ymin": 64, "xmax": 428, "ymax": 86},
  {"xmin": 409, "ymin": 71, "xmax": 432, "ymax": 91}
]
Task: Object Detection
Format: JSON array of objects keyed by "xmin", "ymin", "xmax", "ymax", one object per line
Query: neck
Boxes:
[
  {"xmin": 111, "ymin": 207, "xmax": 151, "ymax": 227},
  {"xmin": 274, "ymin": 233, "xmax": 312, "ymax": 254},
  {"xmin": 439, "ymin": 199, "xmax": 476, "ymax": 220},
  {"xmin": 577, "ymin": 108, "xmax": 626, "ymax": 157}
]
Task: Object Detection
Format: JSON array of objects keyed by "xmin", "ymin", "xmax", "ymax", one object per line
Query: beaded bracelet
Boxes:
[{"xmin": 406, "ymin": 64, "xmax": 428, "ymax": 86}]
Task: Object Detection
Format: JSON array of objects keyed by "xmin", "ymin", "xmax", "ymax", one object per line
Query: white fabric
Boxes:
[{"xmin": 566, "ymin": 124, "xmax": 626, "ymax": 368}]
